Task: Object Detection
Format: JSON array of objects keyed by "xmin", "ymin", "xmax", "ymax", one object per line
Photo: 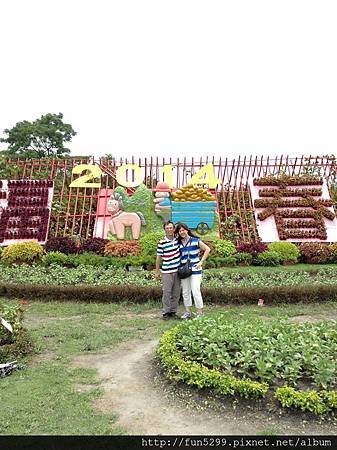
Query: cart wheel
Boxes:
[{"xmin": 197, "ymin": 222, "xmax": 209, "ymax": 235}]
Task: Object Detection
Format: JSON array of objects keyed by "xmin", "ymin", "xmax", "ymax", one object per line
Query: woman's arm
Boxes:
[{"xmin": 196, "ymin": 240, "xmax": 211, "ymax": 269}]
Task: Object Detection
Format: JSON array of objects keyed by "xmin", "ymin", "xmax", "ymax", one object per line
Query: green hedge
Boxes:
[
  {"xmin": 275, "ymin": 386, "xmax": 337, "ymax": 415},
  {"xmin": 2, "ymin": 282, "xmax": 337, "ymax": 303},
  {"xmin": 157, "ymin": 327, "xmax": 268, "ymax": 399},
  {"xmin": 0, "ymin": 283, "xmax": 162, "ymax": 303}
]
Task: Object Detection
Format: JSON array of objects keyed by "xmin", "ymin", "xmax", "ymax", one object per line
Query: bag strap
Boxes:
[{"xmin": 182, "ymin": 238, "xmax": 191, "ymax": 261}]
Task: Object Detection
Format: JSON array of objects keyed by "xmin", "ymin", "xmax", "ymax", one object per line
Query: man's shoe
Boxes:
[
  {"xmin": 181, "ymin": 312, "xmax": 192, "ymax": 320},
  {"xmin": 169, "ymin": 312, "xmax": 178, "ymax": 319},
  {"xmin": 162, "ymin": 313, "xmax": 170, "ymax": 321}
]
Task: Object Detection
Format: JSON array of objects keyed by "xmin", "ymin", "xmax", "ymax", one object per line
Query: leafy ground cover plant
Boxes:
[
  {"xmin": 158, "ymin": 327, "xmax": 268, "ymax": 399},
  {"xmin": 174, "ymin": 315, "xmax": 337, "ymax": 389},
  {"xmin": 158, "ymin": 313, "xmax": 337, "ymax": 414},
  {"xmin": 3, "ymin": 265, "xmax": 337, "ymax": 289}
]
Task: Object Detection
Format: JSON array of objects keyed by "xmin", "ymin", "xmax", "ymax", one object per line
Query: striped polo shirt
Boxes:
[
  {"xmin": 179, "ymin": 236, "xmax": 202, "ymax": 275},
  {"xmin": 157, "ymin": 237, "xmax": 180, "ymax": 273}
]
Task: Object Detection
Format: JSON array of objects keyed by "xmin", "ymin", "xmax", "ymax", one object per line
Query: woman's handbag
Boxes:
[
  {"xmin": 177, "ymin": 259, "xmax": 192, "ymax": 279},
  {"xmin": 178, "ymin": 242, "xmax": 192, "ymax": 279}
]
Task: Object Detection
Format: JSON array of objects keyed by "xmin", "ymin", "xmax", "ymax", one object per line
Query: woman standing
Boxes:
[{"xmin": 175, "ymin": 223, "xmax": 211, "ymax": 319}]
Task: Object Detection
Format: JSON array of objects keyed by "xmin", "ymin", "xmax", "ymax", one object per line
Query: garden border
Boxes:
[
  {"xmin": 2, "ymin": 282, "xmax": 337, "ymax": 303},
  {"xmin": 158, "ymin": 324, "xmax": 337, "ymax": 415}
]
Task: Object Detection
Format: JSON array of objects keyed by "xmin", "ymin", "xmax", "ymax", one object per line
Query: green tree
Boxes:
[{"xmin": 0, "ymin": 112, "xmax": 76, "ymax": 159}]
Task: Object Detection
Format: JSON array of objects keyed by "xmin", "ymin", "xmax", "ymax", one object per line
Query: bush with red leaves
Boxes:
[
  {"xmin": 45, "ymin": 237, "xmax": 78, "ymax": 254},
  {"xmin": 236, "ymin": 241, "xmax": 268, "ymax": 257},
  {"xmin": 79, "ymin": 238, "xmax": 108, "ymax": 256},
  {"xmin": 104, "ymin": 241, "xmax": 141, "ymax": 257},
  {"xmin": 299, "ymin": 242, "xmax": 331, "ymax": 264}
]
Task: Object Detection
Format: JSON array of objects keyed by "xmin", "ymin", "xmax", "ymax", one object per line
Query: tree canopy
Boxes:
[{"xmin": 0, "ymin": 113, "xmax": 76, "ymax": 159}]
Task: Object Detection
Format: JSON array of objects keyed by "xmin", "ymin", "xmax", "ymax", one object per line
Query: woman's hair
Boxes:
[{"xmin": 174, "ymin": 222, "xmax": 197, "ymax": 242}]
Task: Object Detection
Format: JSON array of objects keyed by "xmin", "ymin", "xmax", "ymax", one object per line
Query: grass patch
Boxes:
[
  {"xmin": 1, "ymin": 299, "xmax": 175, "ymax": 435},
  {"xmin": 0, "ymin": 362, "xmax": 121, "ymax": 435},
  {"xmin": 3, "ymin": 298, "xmax": 337, "ymax": 433}
]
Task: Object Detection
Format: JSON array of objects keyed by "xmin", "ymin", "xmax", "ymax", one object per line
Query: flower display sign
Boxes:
[
  {"xmin": 250, "ymin": 175, "xmax": 337, "ymax": 242},
  {"xmin": 0, "ymin": 179, "xmax": 54, "ymax": 245}
]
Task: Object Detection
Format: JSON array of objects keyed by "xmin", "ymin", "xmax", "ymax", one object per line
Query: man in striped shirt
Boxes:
[{"xmin": 156, "ymin": 221, "xmax": 181, "ymax": 320}]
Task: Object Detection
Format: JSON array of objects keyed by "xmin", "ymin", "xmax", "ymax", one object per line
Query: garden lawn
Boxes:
[
  {"xmin": 0, "ymin": 300, "xmax": 175, "ymax": 435},
  {"xmin": 1, "ymin": 299, "xmax": 337, "ymax": 434}
]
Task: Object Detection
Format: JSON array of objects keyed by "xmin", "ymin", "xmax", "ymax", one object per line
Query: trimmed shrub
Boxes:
[
  {"xmin": 268, "ymin": 242, "xmax": 300, "ymax": 264},
  {"xmin": 0, "ymin": 301, "xmax": 33, "ymax": 359},
  {"xmin": 1, "ymin": 241, "xmax": 44, "ymax": 265},
  {"xmin": 42, "ymin": 251, "xmax": 69, "ymax": 266},
  {"xmin": 3, "ymin": 282, "xmax": 337, "ymax": 304},
  {"xmin": 36, "ymin": 252, "xmax": 156, "ymax": 269},
  {"xmin": 299, "ymin": 242, "xmax": 330, "ymax": 264},
  {"xmin": 79, "ymin": 238, "xmax": 108, "ymax": 256},
  {"xmin": 66, "ymin": 252, "xmax": 110, "ymax": 267},
  {"xmin": 104, "ymin": 240, "xmax": 141, "ymax": 257},
  {"xmin": 0, "ymin": 329, "xmax": 33, "ymax": 360},
  {"xmin": 216, "ymin": 256, "xmax": 237, "ymax": 267},
  {"xmin": 275, "ymin": 386, "xmax": 336, "ymax": 415},
  {"xmin": 213, "ymin": 239, "xmax": 236, "ymax": 257},
  {"xmin": 256, "ymin": 251, "xmax": 281, "ymax": 266},
  {"xmin": 236, "ymin": 241, "xmax": 267, "ymax": 257},
  {"xmin": 203, "ymin": 256, "xmax": 237, "ymax": 268},
  {"xmin": 328, "ymin": 243, "xmax": 337, "ymax": 263},
  {"xmin": 234, "ymin": 252, "xmax": 252, "ymax": 266},
  {"xmin": 0, "ymin": 283, "xmax": 162, "ymax": 303},
  {"xmin": 140, "ymin": 232, "xmax": 164, "ymax": 258},
  {"xmin": 45, "ymin": 237, "xmax": 78, "ymax": 254},
  {"xmin": 203, "ymin": 258, "xmax": 217, "ymax": 269}
]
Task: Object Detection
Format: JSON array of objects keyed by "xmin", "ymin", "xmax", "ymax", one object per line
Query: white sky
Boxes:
[{"xmin": 0, "ymin": 0, "xmax": 337, "ymax": 161}]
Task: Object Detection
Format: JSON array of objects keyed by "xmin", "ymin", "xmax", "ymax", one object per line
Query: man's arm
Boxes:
[{"xmin": 156, "ymin": 255, "xmax": 162, "ymax": 279}]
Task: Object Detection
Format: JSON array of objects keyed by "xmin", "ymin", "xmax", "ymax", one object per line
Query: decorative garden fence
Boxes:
[{"xmin": 1, "ymin": 155, "xmax": 336, "ymax": 243}]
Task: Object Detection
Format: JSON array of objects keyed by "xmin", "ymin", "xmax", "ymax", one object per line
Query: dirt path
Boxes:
[
  {"xmin": 71, "ymin": 338, "xmax": 337, "ymax": 436},
  {"xmin": 72, "ymin": 339, "xmax": 249, "ymax": 435}
]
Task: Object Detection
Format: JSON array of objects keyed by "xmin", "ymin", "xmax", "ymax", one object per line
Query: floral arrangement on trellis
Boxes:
[
  {"xmin": 0, "ymin": 180, "xmax": 53, "ymax": 243},
  {"xmin": 253, "ymin": 175, "xmax": 335, "ymax": 240}
]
